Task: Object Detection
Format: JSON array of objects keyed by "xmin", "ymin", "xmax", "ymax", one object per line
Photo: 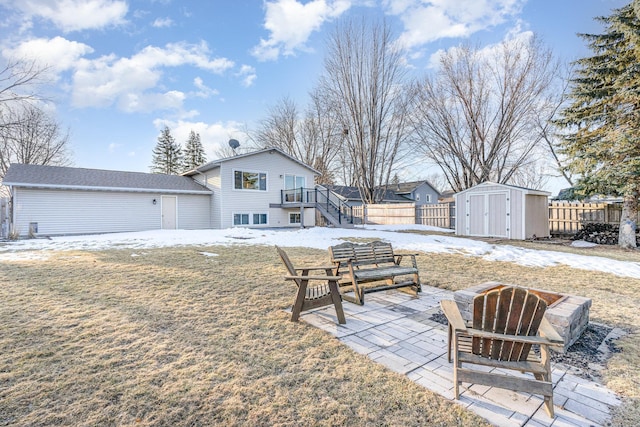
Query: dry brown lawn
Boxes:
[{"xmin": 1, "ymin": 235, "xmax": 639, "ymax": 426}]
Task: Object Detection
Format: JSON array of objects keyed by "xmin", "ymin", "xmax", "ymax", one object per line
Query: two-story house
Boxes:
[{"xmin": 1, "ymin": 148, "xmax": 319, "ymax": 237}]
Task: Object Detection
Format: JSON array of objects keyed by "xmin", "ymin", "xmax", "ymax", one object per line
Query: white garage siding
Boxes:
[{"xmin": 12, "ymin": 188, "xmax": 211, "ymax": 236}]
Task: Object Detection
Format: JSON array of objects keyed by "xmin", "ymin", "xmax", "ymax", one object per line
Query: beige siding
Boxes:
[
  {"xmin": 525, "ymin": 195, "xmax": 550, "ymax": 238},
  {"xmin": 217, "ymin": 151, "xmax": 317, "ymax": 229},
  {"xmin": 13, "ymin": 188, "xmax": 209, "ymax": 236}
]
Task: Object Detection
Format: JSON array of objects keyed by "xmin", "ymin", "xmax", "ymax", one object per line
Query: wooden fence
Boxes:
[
  {"xmin": 349, "ymin": 200, "xmax": 635, "ymax": 236},
  {"xmin": 351, "ymin": 202, "xmax": 456, "ymax": 227},
  {"xmin": 416, "ymin": 203, "xmax": 456, "ymax": 229},
  {"xmin": 548, "ymin": 201, "xmax": 638, "ymax": 235},
  {"xmin": 352, "ymin": 203, "xmax": 416, "ymax": 225}
]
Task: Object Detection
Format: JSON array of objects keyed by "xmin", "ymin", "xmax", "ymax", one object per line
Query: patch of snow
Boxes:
[
  {"xmin": 571, "ymin": 240, "xmax": 598, "ymax": 248},
  {"xmin": 1, "ymin": 225, "xmax": 639, "ymax": 279}
]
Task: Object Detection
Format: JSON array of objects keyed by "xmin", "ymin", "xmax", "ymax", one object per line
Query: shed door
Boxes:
[
  {"xmin": 467, "ymin": 194, "xmax": 486, "ymax": 235},
  {"xmin": 466, "ymin": 192, "xmax": 509, "ymax": 238},
  {"xmin": 161, "ymin": 196, "xmax": 177, "ymax": 229}
]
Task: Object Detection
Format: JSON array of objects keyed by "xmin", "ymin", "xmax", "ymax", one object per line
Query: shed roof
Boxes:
[
  {"xmin": 183, "ymin": 147, "xmax": 320, "ymax": 176},
  {"xmin": 2, "ymin": 164, "xmax": 212, "ymax": 194},
  {"xmin": 454, "ymin": 181, "xmax": 551, "ymax": 197}
]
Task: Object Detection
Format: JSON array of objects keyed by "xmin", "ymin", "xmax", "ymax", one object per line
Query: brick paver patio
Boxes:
[{"xmin": 295, "ymin": 285, "xmax": 621, "ymax": 427}]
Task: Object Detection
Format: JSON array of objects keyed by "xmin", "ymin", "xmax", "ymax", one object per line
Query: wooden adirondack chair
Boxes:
[
  {"xmin": 440, "ymin": 286, "xmax": 564, "ymax": 417},
  {"xmin": 276, "ymin": 246, "xmax": 346, "ymax": 324}
]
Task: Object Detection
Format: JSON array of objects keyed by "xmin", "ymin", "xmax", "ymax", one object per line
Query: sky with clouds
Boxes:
[{"xmin": 0, "ymin": 0, "xmax": 628, "ymax": 190}]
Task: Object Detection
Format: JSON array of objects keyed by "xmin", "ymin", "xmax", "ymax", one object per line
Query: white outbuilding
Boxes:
[{"xmin": 455, "ymin": 182, "xmax": 551, "ymax": 240}]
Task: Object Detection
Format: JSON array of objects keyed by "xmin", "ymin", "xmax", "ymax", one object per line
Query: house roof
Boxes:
[
  {"xmin": 323, "ymin": 185, "xmax": 412, "ymax": 203},
  {"xmin": 385, "ymin": 180, "xmax": 441, "ymax": 196},
  {"xmin": 454, "ymin": 181, "xmax": 551, "ymax": 197},
  {"xmin": 2, "ymin": 164, "xmax": 212, "ymax": 194},
  {"xmin": 183, "ymin": 147, "xmax": 321, "ymax": 176}
]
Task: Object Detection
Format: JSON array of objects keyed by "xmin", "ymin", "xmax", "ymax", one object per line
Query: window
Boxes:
[
  {"xmin": 289, "ymin": 213, "xmax": 301, "ymax": 224},
  {"xmin": 253, "ymin": 213, "xmax": 268, "ymax": 225},
  {"xmin": 415, "ymin": 193, "xmax": 421, "ymax": 201},
  {"xmin": 234, "ymin": 213, "xmax": 268, "ymax": 226},
  {"xmin": 233, "ymin": 213, "xmax": 249, "ymax": 225},
  {"xmin": 425, "ymin": 194, "xmax": 431, "ymax": 203},
  {"xmin": 234, "ymin": 170, "xmax": 266, "ymax": 190}
]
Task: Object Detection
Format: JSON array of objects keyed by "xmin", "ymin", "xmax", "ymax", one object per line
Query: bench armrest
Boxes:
[{"xmin": 294, "ymin": 265, "xmax": 338, "ymax": 272}]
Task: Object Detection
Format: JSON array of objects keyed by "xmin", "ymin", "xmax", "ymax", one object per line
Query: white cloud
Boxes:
[
  {"xmin": 12, "ymin": 0, "xmax": 128, "ymax": 32},
  {"xmin": 237, "ymin": 65, "xmax": 257, "ymax": 87},
  {"xmin": 2, "ymin": 36, "xmax": 93, "ymax": 72},
  {"xmin": 193, "ymin": 77, "xmax": 219, "ymax": 98},
  {"xmin": 252, "ymin": 0, "xmax": 351, "ymax": 61},
  {"xmin": 152, "ymin": 17, "xmax": 173, "ymax": 28},
  {"xmin": 71, "ymin": 42, "xmax": 235, "ymax": 112},
  {"xmin": 384, "ymin": 0, "xmax": 525, "ymax": 49}
]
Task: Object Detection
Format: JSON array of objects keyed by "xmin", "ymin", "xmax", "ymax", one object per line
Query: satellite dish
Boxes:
[{"xmin": 228, "ymin": 139, "xmax": 240, "ymax": 150}]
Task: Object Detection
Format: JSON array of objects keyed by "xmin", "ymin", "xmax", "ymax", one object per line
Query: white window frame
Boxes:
[
  {"xmin": 425, "ymin": 194, "xmax": 431, "ymax": 203},
  {"xmin": 233, "ymin": 212, "xmax": 269, "ymax": 226},
  {"xmin": 233, "ymin": 169, "xmax": 267, "ymax": 191},
  {"xmin": 253, "ymin": 212, "xmax": 268, "ymax": 225},
  {"xmin": 289, "ymin": 212, "xmax": 301, "ymax": 224},
  {"xmin": 233, "ymin": 213, "xmax": 250, "ymax": 226}
]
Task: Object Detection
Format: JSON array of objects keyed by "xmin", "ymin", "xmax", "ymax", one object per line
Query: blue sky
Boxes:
[{"xmin": 0, "ymin": 0, "xmax": 628, "ymax": 190}]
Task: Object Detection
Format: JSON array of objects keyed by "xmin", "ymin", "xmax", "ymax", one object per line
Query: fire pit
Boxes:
[{"xmin": 453, "ymin": 282, "xmax": 592, "ymax": 352}]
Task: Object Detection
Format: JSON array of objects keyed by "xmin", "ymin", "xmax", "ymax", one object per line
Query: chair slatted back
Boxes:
[
  {"xmin": 276, "ymin": 246, "xmax": 297, "ymax": 278},
  {"xmin": 472, "ymin": 286, "xmax": 547, "ymax": 362}
]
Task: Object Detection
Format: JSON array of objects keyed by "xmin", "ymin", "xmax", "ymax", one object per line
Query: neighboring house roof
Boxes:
[
  {"xmin": 323, "ymin": 185, "xmax": 412, "ymax": 203},
  {"xmin": 183, "ymin": 147, "xmax": 321, "ymax": 176},
  {"xmin": 2, "ymin": 164, "xmax": 212, "ymax": 194},
  {"xmin": 454, "ymin": 181, "xmax": 551, "ymax": 197},
  {"xmin": 386, "ymin": 180, "xmax": 441, "ymax": 196}
]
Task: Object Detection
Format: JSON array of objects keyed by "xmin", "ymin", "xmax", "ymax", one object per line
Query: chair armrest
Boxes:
[
  {"xmin": 462, "ymin": 327, "xmax": 562, "ymax": 346},
  {"xmin": 285, "ymin": 275, "xmax": 342, "ymax": 281},
  {"xmin": 538, "ymin": 317, "xmax": 564, "ymax": 345},
  {"xmin": 440, "ymin": 300, "xmax": 467, "ymax": 332}
]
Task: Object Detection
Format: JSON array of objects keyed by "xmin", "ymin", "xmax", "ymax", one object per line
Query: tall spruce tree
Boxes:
[
  {"xmin": 183, "ymin": 129, "xmax": 206, "ymax": 171},
  {"xmin": 557, "ymin": 1, "xmax": 640, "ymax": 248},
  {"xmin": 151, "ymin": 126, "xmax": 183, "ymax": 175}
]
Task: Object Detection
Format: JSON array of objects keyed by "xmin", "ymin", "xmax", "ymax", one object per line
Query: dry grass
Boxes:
[
  {"xmin": 0, "ymin": 246, "xmax": 486, "ymax": 426},
  {"xmin": 1, "ymin": 236, "xmax": 639, "ymax": 426}
]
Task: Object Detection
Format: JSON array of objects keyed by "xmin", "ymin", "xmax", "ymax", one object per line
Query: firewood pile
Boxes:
[{"xmin": 573, "ymin": 223, "xmax": 640, "ymax": 245}]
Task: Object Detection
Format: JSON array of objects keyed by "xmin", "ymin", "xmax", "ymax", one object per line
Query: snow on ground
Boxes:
[{"xmin": 1, "ymin": 224, "xmax": 640, "ymax": 279}]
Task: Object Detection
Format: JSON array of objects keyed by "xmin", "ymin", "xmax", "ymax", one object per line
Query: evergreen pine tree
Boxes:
[
  {"xmin": 183, "ymin": 129, "xmax": 207, "ymax": 171},
  {"xmin": 556, "ymin": 1, "xmax": 640, "ymax": 248},
  {"xmin": 151, "ymin": 126, "xmax": 183, "ymax": 175}
]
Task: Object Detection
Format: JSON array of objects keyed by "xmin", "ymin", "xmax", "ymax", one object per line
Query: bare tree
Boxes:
[
  {"xmin": 0, "ymin": 103, "xmax": 71, "ymax": 178},
  {"xmin": 411, "ymin": 36, "xmax": 559, "ymax": 192},
  {"xmin": 0, "ymin": 58, "xmax": 48, "ymax": 108},
  {"xmin": 253, "ymin": 94, "xmax": 344, "ymax": 185},
  {"xmin": 316, "ymin": 18, "xmax": 413, "ymax": 203}
]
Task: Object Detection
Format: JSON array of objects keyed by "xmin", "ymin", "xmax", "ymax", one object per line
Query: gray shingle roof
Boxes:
[
  {"xmin": 324, "ymin": 185, "xmax": 411, "ymax": 202},
  {"xmin": 2, "ymin": 164, "xmax": 211, "ymax": 194}
]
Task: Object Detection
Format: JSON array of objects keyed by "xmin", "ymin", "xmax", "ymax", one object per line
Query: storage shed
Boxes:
[{"xmin": 455, "ymin": 182, "xmax": 550, "ymax": 240}]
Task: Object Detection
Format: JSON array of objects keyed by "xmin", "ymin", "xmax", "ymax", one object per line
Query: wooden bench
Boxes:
[{"xmin": 329, "ymin": 241, "xmax": 421, "ymax": 305}]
